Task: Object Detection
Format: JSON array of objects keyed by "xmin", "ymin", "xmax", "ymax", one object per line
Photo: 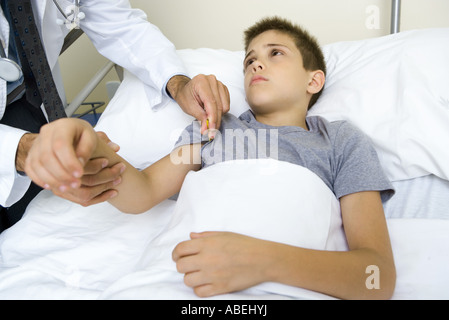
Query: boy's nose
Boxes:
[{"xmin": 252, "ymin": 60, "xmax": 264, "ymax": 72}]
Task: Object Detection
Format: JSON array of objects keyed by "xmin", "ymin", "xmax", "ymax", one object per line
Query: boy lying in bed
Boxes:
[{"xmin": 26, "ymin": 17, "xmax": 396, "ymax": 299}]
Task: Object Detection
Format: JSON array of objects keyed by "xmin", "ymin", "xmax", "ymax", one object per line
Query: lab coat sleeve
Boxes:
[
  {"xmin": 79, "ymin": 0, "xmax": 188, "ymax": 110},
  {"xmin": 0, "ymin": 124, "xmax": 32, "ymax": 207}
]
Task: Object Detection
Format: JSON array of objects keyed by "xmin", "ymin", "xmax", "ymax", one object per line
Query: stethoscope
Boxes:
[
  {"xmin": 54, "ymin": 0, "xmax": 85, "ymax": 30},
  {"xmin": 0, "ymin": 0, "xmax": 85, "ymax": 82}
]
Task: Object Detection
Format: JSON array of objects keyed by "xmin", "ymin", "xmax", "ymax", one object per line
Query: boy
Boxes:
[{"xmin": 26, "ymin": 17, "xmax": 396, "ymax": 299}]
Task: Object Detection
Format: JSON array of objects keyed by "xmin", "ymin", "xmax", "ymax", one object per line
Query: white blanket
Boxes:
[
  {"xmin": 100, "ymin": 159, "xmax": 347, "ymax": 300},
  {"xmin": 0, "ymin": 159, "xmax": 448, "ymax": 299}
]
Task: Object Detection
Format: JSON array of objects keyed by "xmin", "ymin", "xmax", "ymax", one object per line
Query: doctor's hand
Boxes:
[
  {"xmin": 172, "ymin": 231, "xmax": 270, "ymax": 297},
  {"xmin": 167, "ymin": 75, "xmax": 230, "ymax": 137},
  {"xmin": 23, "ymin": 118, "xmax": 124, "ymax": 206}
]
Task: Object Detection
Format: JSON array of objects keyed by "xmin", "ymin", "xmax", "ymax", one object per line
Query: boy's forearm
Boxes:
[
  {"xmin": 92, "ymin": 138, "xmax": 155, "ymax": 213},
  {"xmin": 92, "ymin": 141, "xmax": 200, "ymax": 214},
  {"xmin": 262, "ymin": 242, "xmax": 395, "ymax": 300}
]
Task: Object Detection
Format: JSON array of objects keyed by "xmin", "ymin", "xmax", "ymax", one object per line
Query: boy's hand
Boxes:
[
  {"xmin": 172, "ymin": 231, "xmax": 271, "ymax": 297},
  {"xmin": 167, "ymin": 75, "xmax": 230, "ymax": 135},
  {"xmin": 24, "ymin": 118, "xmax": 123, "ymax": 206}
]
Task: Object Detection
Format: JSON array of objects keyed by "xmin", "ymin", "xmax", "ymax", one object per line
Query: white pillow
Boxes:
[
  {"xmin": 95, "ymin": 49, "xmax": 249, "ymax": 170},
  {"xmin": 309, "ymin": 28, "xmax": 449, "ymax": 182},
  {"xmin": 96, "ymin": 28, "xmax": 449, "ymax": 182},
  {"xmin": 95, "ymin": 70, "xmax": 192, "ymax": 169}
]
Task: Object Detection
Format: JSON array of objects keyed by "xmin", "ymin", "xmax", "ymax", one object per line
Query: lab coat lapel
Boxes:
[
  {"xmin": 33, "ymin": 0, "xmax": 67, "ymax": 106},
  {"xmin": 34, "ymin": 0, "xmax": 65, "ymax": 70},
  {"xmin": 0, "ymin": 8, "xmax": 9, "ymax": 48},
  {"xmin": 0, "ymin": 8, "xmax": 9, "ymax": 117}
]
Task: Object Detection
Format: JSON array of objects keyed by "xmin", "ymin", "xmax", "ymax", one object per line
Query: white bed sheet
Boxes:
[
  {"xmin": 1, "ymin": 28, "xmax": 449, "ymax": 300},
  {"xmin": 385, "ymin": 174, "xmax": 449, "ymax": 220},
  {"xmin": 0, "ymin": 160, "xmax": 448, "ymax": 300}
]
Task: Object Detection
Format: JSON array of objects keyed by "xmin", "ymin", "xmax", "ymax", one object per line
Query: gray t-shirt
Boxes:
[{"xmin": 175, "ymin": 110, "xmax": 394, "ymax": 201}]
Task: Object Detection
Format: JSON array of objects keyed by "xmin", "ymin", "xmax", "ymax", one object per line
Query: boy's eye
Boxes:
[
  {"xmin": 245, "ymin": 59, "xmax": 255, "ymax": 67},
  {"xmin": 271, "ymin": 49, "xmax": 283, "ymax": 56}
]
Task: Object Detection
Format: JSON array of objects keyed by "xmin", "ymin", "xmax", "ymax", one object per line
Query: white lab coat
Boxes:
[{"xmin": 0, "ymin": 0, "xmax": 187, "ymax": 207}]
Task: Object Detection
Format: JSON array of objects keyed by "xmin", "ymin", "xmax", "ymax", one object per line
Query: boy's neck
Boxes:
[{"xmin": 253, "ymin": 109, "xmax": 309, "ymax": 130}]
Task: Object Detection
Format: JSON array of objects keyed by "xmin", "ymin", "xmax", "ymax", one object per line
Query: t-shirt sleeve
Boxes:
[
  {"xmin": 173, "ymin": 120, "xmax": 207, "ymax": 149},
  {"xmin": 333, "ymin": 121, "xmax": 395, "ymax": 202}
]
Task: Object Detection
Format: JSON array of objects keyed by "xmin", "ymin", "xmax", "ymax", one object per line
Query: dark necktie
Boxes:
[{"xmin": 8, "ymin": 0, "xmax": 66, "ymax": 121}]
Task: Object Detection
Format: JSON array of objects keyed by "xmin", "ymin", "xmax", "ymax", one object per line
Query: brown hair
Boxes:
[{"xmin": 244, "ymin": 16, "xmax": 326, "ymax": 108}]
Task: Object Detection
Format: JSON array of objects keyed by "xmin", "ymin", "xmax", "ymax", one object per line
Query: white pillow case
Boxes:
[
  {"xmin": 309, "ymin": 28, "xmax": 449, "ymax": 182},
  {"xmin": 96, "ymin": 28, "xmax": 449, "ymax": 182}
]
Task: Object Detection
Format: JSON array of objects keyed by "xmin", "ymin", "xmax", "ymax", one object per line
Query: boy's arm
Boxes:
[
  {"xmin": 24, "ymin": 118, "xmax": 201, "ymax": 213},
  {"xmin": 93, "ymin": 138, "xmax": 202, "ymax": 213},
  {"xmin": 173, "ymin": 191, "xmax": 396, "ymax": 300},
  {"xmin": 267, "ymin": 191, "xmax": 396, "ymax": 299}
]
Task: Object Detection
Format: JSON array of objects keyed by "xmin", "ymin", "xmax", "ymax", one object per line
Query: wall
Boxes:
[
  {"xmin": 132, "ymin": 0, "xmax": 390, "ymax": 49},
  {"xmin": 58, "ymin": 0, "xmax": 449, "ymax": 113}
]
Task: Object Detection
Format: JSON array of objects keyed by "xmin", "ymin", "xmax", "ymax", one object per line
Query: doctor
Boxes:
[{"xmin": 0, "ymin": 0, "xmax": 229, "ymax": 231}]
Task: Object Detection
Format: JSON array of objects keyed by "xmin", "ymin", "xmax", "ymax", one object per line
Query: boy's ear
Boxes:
[{"xmin": 307, "ymin": 70, "xmax": 325, "ymax": 94}]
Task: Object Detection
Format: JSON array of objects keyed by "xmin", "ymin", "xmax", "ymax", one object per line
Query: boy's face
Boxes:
[{"xmin": 244, "ymin": 30, "xmax": 315, "ymax": 115}]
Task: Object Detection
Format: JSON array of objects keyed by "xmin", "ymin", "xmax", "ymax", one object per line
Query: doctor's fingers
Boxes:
[
  {"xmin": 96, "ymin": 131, "xmax": 120, "ymax": 153},
  {"xmin": 32, "ymin": 119, "xmax": 96, "ymax": 183},
  {"xmin": 25, "ymin": 154, "xmax": 79, "ymax": 192},
  {"xmin": 25, "ymin": 125, "xmax": 94, "ymax": 191},
  {"xmin": 24, "ymin": 138, "xmax": 79, "ymax": 191},
  {"xmin": 81, "ymin": 162, "xmax": 125, "ymax": 187},
  {"xmin": 83, "ymin": 158, "xmax": 109, "ymax": 175},
  {"xmin": 189, "ymin": 75, "xmax": 229, "ymax": 132},
  {"xmin": 202, "ymin": 76, "xmax": 230, "ymax": 130},
  {"xmin": 52, "ymin": 184, "xmax": 119, "ymax": 207},
  {"xmin": 204, "ymin": 79, "xmax": 230, "ymax": 131},
  {"xmin": 32, "ymin": 160, "xmax": 125, "ymax": 199}
]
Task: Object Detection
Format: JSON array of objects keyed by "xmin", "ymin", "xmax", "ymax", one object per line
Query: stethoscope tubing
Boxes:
[{"xmin": 0, "ymin": 0, "xmax": 81, "ymax": 82}]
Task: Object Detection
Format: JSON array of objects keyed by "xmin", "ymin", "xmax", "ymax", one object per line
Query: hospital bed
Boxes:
[{"xmin": 0, "ymin": 1, "xmax": 448, "ymax": 300}]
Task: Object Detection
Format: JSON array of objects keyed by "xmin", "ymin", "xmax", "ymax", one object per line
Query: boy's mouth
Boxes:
[{"xmin": 250, "ymin": 75, "xmax": 268, "ymax": 85}]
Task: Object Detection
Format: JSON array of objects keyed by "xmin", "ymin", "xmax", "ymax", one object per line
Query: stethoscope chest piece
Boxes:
[
  {"xmin": 0, "ymin": 41, "xmax": 22, "ymax": 82},
  {"xmin": 0, "ymin": 57, "xmax": 22, "ymax": 82}
]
